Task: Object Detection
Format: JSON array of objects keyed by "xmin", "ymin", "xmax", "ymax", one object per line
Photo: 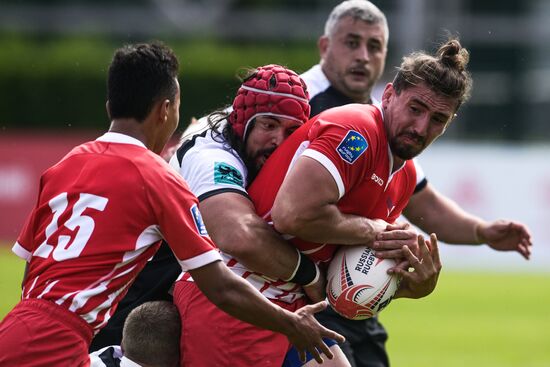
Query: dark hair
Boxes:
[
  {"xmin": 206, "ymin": 109, "xmax": 261, "ymax": 183},
  {"xmin": 121, "ymin": 301, "xmax": 181, "ymax": 367},
  {"xmin": 392, "ymin": 38, "xmax": 473, "ymax": 111},
  {"xmin": 206, "ymin": 67, "xmax": 264, "ymax": 182},
  {"xmin": 107, "ymin": 42, "xmax": 179, "ymax": 122}
]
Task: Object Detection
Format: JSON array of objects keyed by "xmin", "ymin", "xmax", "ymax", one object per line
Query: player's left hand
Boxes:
[
  {"xmin": 477, "ymin": 220, "xmax": 532, "ymax": 260},
  {"xmin": 289, "ymin": 301, "xmax": 346, "ymax": 363},
  {"xmin": 372, "ymin": 221, "xmax": 419, "ymax": 259},
  {"xmin": 390, "ymin": 233, "xmax": 442, "ymax": 299}
]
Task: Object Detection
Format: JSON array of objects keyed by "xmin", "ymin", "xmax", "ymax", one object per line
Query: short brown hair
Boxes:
[{"xmin": 121, "ymin": 301, "xmax": 181, "ymax": 367}]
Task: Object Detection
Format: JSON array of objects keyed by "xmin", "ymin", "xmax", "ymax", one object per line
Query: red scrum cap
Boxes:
[{"xmin": 229, "ymin": 64, "xmax": 310, "ymax": 140}]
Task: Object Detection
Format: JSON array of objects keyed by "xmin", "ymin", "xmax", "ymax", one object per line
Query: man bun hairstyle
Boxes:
[
  {"xmin": 392, "ymin": 37, "xmax": 473, "ymax": 110},
  {"xmin": 228, "ymin": 64, "xmax": 311, "ymax": 140}
]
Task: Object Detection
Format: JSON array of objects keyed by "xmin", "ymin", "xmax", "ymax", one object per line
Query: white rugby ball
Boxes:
[{"xmin": 326, "ymin": 245, "xmax": 400, "ymax": 320}]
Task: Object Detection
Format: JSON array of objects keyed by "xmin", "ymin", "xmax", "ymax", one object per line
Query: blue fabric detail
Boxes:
[
  {"xmin": 282, "ymin": 338, "xmax": 339, "ymax": 367},
  {"xmin": 336, "ymin": 130, "xmax": 368, "ymax": 164}
]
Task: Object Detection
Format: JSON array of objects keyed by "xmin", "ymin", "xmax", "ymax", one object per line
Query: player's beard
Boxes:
[
  {"xmin": 243, "ymin": 147, "xmax": 276, "ymax": 183},
  {"xmin": 389, "ymin": 132, "xmax": 426, "ymax": 160}
]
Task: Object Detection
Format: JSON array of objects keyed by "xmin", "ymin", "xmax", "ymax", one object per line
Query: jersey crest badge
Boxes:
[
  {"xmin": 336, "ymin": 130, "xmax": 368, "ymax": 164},
  {"xmin": 214, "ymin": 162, "xmax": 244, "ymax": 187},
  {"xmin": 190, "ymin": 204, "xmax": 209, "ymax": 236}
]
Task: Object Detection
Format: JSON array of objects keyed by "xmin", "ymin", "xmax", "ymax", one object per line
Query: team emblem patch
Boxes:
[
  {"xmin": 190, "ymin": 204, "xmax": 209, "ymax": 236},
  {"xmin": 214, "ymin": 162, "xmax": 244, "ymax": 187},
  {"xmin": 336, "ymin": 130, "xmax": 368, "ymax": 164}
]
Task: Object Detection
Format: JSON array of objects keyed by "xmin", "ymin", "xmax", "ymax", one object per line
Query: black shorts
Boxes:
[{"xmin": 315, "ymin": 306, "xmax": 389, "ymax": 367}]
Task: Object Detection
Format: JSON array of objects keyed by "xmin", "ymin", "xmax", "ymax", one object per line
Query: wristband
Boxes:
[
  {"xmin": 286, "ymin": 249, "xmax": 319, "ymax": 286},
  {"xmin": 303, "ymin": 263, "xmax": 320, "ymax": 288},
  {"xmin": 284, "ymin": 248, "xmax": 302, "ymax": 282}
]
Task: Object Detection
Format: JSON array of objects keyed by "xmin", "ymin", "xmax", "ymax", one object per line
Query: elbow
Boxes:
[
  {"xmin": 201, "ymin": 277, "xmax": 240, "ymax": 315},
  {"xmin": 211, "ymin": 216, "xmax": 263, "ymax": 259},
  {"xmin": 272, "ymin": 213, "xmax": 297, "ymax": 235},
  {"xmin": 192, "ymin": 262, "xmax": 240, "ymax": 314},
  {"xmin": 271, "ymin": 202, "xmax": 308, "ymax": 236},
  {"xmin": 206, "ymin": 290, "xmax": 233, "ymax": 311},
  {"xmin": 214, "ymin": 231, "xmax": 250, "ymax": 259}
]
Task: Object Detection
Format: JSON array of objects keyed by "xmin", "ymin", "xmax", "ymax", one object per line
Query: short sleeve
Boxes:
[
  {"xmin": 412, "ymin": 158, "xmax": 428, "ymax": 193},
  {"xmin": 301, "ymin": 108, "xmax": 379, "ymax": 198},
  {"xmin": 13, "ymin": 191, "xmax": 43, "ymax": 261},
  {"xmin": 170, "ymin": 139, "xmax": 248, "ymax": 201},
  {"xmin": 144, "ymin": 158, "xmax": 221, "ymax": 272}
]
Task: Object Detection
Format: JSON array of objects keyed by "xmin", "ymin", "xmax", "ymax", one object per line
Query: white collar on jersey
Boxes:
[
  {"xmin": 301, "ymin": 63, "xmax": 382, "ymax": 107},
  {"xmin": 96, "ymin": 132, "xmax": 147, "ymax": 149},
  {"xmin": 120, "ymin": 356, "xmax": 143, "ymax": 367},
  {"xmin": 300, "ymin": 64, "xmax": 330, "ymax": 100}
]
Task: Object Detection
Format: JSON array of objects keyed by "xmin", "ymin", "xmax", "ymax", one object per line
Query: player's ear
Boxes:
[
  {"xmin": 105, "ymin": 101, "xmax": 112, "ymax": 120},
  {"xmin": 318, "ymin": 36, "xmax": 329, "ymax": 58},
  {"xmin": 381, "ymin": 83, "xmax": 395, "ymax": 108},
  {"xmin": 157, "ymin": 99, "xmax": 170, "ymax": 124}
]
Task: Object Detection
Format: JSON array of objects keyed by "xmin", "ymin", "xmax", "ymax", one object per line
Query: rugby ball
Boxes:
[{"xmin": 326, "ymin": 246, "xmax": 400, "ymax": 320}]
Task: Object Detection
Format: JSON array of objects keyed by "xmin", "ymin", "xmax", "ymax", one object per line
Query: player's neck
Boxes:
[
  {"xmin": 108, "ymin": 119, "xmax": 149, "ymax": 149},
  {"xmin": 391, "ymin": 155, "xmax": 405, "ymax": 173}
]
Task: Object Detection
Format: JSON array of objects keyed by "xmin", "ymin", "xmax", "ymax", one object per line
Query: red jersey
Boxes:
[
  {"xmin": 12, "ymin": 133, "xmax": 220, "ymax": 332},
  {"xmin": 249, "ymin": 104, "xmax": 417, "ymax": 265}
]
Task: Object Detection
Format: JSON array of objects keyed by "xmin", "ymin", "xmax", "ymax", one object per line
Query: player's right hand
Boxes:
[
  {"xmin": 372, "ymin": 221, "xmax": 419, "ymax": 260},
  {"xmin": 287, "ymin": 300, "xmax": 346, "ymax": 363}
]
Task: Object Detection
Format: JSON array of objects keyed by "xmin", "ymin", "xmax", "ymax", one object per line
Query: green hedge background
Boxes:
[{"xmin": 0, "ymin": 35, "xmax": 319, "ymax": 133}]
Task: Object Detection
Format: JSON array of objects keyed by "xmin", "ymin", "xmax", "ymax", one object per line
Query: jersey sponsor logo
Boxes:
[
  {"xmin": 190, "ymin": 204, "xmax": 209, "ymax": 236},
  {"xmin": 214, "ymin": 162, "xmax": 244, "ymax": 187},
  {"xmin": 371, "ymin": 173, "xmax": 384, "ymax": 186},
  {"xmin": 336, "ymin": 130, "xmax": 368, "ymax": 164}
]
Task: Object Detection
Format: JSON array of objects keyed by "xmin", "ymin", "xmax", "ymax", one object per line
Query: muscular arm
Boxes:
[
  {"xmin": 404, "ymin": 183, "xmax": 482, "ymax": 244},
  {"xmin": 190, "ymin": 260, "xmax": 345, "ymax": 362},
  {"xmin": 404, "ymin": 183, "xmax": 532, "ymax": 259},
  {"xmin": 271, "ymin": 156, "xmax": 387, "ymax": 245},
  {"xmin": 270, "ymin": 155, "xmax": 442, "ymax": 300},
  {"xmin": 199, "ymin": 192, "xmax": 301, "ymax": 281}
]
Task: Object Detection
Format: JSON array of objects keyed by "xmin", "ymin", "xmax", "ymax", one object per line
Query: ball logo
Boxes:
[
  {"xmin": 327, "ymin": 246, "xmax": 399, "ymax": 320},
  {"xmin": 355, "ymin": 248, "xmax": 376, "ymax": 275},
  {"xmin": 328, "ymin": 255, "xmax": 386, "ymax": 319}
]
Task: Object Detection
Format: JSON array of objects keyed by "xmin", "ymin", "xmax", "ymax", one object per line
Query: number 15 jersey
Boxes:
[{"xmin": 12, "ymin": 132, "xmax": 220, "ymax": 332}]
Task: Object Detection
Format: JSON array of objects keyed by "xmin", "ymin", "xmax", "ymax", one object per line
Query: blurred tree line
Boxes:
[
  {"xmin": 1, "ymin": 0, "xmax": 548, "ymax": 141},
  {"xmin": 0, "ymin": 35, "xmax": 318, "ymax": 134}
]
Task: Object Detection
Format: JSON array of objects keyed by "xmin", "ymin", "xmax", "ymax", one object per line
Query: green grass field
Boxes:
[
  {"xmin": 1, "ymin": 245, "xmax": 549, "ymax": 366},
  {"xmin": 0, "ymin": 246, "xmax": 25, "ymax": 317}
]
